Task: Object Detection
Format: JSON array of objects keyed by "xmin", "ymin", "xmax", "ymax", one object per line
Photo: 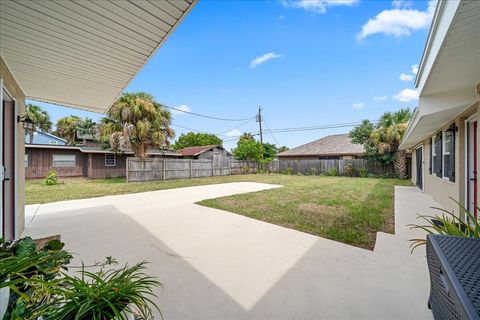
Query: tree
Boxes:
[
  {"xmin": 55, "ymin": 115, "xmax": 82, "ymax": 144},
  {"xmin": 100, "ymin": 92, "xmax": 174, "ymax": 158},
  {"xmin": 277, "ymin": 146, "xmax": 289, "ymax": 153},
  {"xmin": 173, "ymin": 132, "xmax": 222, "ymax": 150},
  {"xmin": 76, "ymin": 117, "xmax": 96, "ymax": 144},
  {"xmin": 25, "ymin": 104, "xmax": 52, "ymax": 144},
  {"xmin": 262, "ymin": 143, "xmax": 278, "ymax": 161},
  {"xmin": 349, "ymin": 108, "xmax": 412, "ymax": 178},
  {"xmin": 233, "ymin": 139, "xmax": 264, "ymax": 161},
  {"xmin": 238, "ymin": 132, "xmax": 255, "ymax": 142}
]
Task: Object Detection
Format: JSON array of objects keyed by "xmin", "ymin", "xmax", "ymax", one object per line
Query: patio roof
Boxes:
[{"xmin": 0, "ymin": 0, "xmax": 197, "ymax": 113}]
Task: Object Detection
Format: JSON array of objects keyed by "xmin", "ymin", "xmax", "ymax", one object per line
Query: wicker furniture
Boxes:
[{"xmin": 426, "ymin": 234, "xmax": 480, "ymax": 319}]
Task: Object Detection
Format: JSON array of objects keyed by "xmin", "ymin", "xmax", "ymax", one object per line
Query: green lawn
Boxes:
[{"xmin": 26, "ymin": 175, "xmax": 411, "ymax": 249}]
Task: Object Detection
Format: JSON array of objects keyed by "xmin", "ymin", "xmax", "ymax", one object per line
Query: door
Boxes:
[
  {"xmin": 467, "ymin": 121, "xmax": 478, "ymax": 219},
  {"xmin": 1, "ymin": 89, "xmax": 15, "ymax": 240},
  {"xmin": 415, "ymin": 147, "xmax": 423, "ymax": 190}
]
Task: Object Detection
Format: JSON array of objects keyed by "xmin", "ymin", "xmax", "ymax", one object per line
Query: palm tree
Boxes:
[
  {"xmin": 76, "ymin": 117, "xmax": 96, "ymax": 145},
  {"xmin": 25, "ymin": 104, "xmax": 52, "ymax": 144},
  {"xmin": 371, "ymin": 108, "xmax": 412, "ymax": 178},
  {"xmin": 101, "ymin": 92, "xmax": 174, "ymax": 158},
  {"xmin": 55, "ymin": 115, "xmax": 82, "ymax": 144}
]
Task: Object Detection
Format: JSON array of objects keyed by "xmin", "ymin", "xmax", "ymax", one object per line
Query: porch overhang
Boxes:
[{"xmin": 0, "ymin": 0, "xmax": 197, "ymax": 113}]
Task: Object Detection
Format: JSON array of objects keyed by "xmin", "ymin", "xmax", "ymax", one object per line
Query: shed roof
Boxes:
[
  {"xmin": 179, "ymin": 145, "xmax": 223, "ymax": 157},
  {"xmin": 278, "ymin": 134, "xmax": 364, "ymax": 157}
]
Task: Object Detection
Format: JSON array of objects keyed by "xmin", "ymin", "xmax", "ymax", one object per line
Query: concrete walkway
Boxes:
[{"xmin": 24, "ymin": 183, "xmax": 436, "ymax": 320}]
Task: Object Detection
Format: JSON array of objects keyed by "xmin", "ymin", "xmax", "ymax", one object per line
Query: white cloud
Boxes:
[
  {"xmin": 352, "ymin": 102, "xmax": 365, "ymax": 110},
  {"xmin": 400, "ymin": 73, "xmax": 413, "ymax": 81},
  {"xmin": 357, "ymin": 0, "xmax": 436, "ymax": 40},
  {"xmin": 411, "ymin": 64, "xmax": 419, "ymax": 75},
  {"xmin": 224, "ymin": 129, "xmax": 242, "ymax": 137},
  {"xmin": 281, "ymin": 0, "xmax": 357, "ymax": 14},
  {"xmin": 171, "ymin": 104, "xmax": 191, "ymax": 115},
  {"xmin": 373, "ymin": 95, "xmax": 388, "ymax": 101},
  {"xmin": 249, "ymin": 52, "xmax": 282, "ymax": 69},
  {"xmin": 392, "ymin": 0, "xmax": 413, "ymax": 9},
  {"xmin": 393, "ymin": 88, "xmax": 418, "ymax": 102}
]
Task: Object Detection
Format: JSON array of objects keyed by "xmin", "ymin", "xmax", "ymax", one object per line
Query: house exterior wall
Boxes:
[
  {"xmin": 195, "ymin": 147, "xmax": 230, "ymax": 160},
  {"xmin": 1, "ymin": 57, "xmax": 26, "ymax": 237},
  {"xmin": 278, "ymin": 155, "xmax": 361, "ymax": 160},
  {"xmin": 24, "ymin": 132, "xmax": 66, "ymax": 145},
  {"xmin": 87, "ymin": 153, "xmax": 127, "ymax": 179},
  {"xmin": 411, "ymin": 103, "xmax": 478, "ymax": 216},
  {"xmin": 25, "ymin": 148, "xmax": 87, "ymax": 178}
]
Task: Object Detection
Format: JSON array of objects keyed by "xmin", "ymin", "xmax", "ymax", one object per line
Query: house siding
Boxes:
[
  {"xmin": 87, "ymin": 153, "xmax": 127, "ymax": 179},
  {"xmin": 1, "ymin": 57, "xmax": 26, "ymax": 237},
  {"xmin": 25, "ymin": 148, "xmax": 86, "ymax": 178},
  {"xmin": 411, "ymin": 103, "xmax": 478, "ymax": 216}
]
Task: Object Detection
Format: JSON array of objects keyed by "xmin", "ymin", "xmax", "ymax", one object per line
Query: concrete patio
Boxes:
[{"xmin": 23, "ymin": 183, "xmax": 435, "ymax": 319}]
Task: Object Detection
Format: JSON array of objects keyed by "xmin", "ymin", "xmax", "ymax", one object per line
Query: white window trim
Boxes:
[
  {"xmin": 24, "ymin": 154, "xmax": 28, "ymax": 168},
  {"xmin": 52, "ymin": 154, "xmax": 76, "ymax": 167},
  {"xmin": 442, "ymin": 130, "xmax": 451, "ymax": 180},
  {"xmin": 105, "ymin": 154, "xmax": 116, "ymax": 167}
]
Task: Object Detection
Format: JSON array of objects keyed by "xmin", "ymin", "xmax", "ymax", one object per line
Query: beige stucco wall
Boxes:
[
  {"xmin": 411, "ymin": 103, "xmax": 478, "ymax": 216},
  {"xmin": 1, "ymin": 57, "xmax": 26, "ymax": 237}
]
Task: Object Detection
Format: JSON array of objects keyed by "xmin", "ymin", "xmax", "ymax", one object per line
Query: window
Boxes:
[
  {"xmin": 53, "ymin": 154, "xmax": 76, "ymax": 167},
  {"xmin": 431, "ymin": 136, "xmax": 437, "ymax": 175},
  {"xmin": 24, "ymin": 154, "xmax": 28, "ymax": 168},
  {"xmin": 49, "ymin": 140, "xmax": 58, "ymax": 145},
  {"xmin": 105, "ymin": 154, "xmax": 116, "ymax": 167},
  {"xmin": 443, "ymin": 125, "xmax": 456, "ymax": 182},
  {"xmin": 432, "ymin": 133, "xmax": 442, "ymax": 177}
]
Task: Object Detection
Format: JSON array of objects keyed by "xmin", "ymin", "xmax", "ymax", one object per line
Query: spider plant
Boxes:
[
  {"xmin": 46, "ymin": 261, "xmax": 162, "ymax": 320},
  {"xmin": 408, "ymin": 198, "xmax": 480, "ymax": 252}
]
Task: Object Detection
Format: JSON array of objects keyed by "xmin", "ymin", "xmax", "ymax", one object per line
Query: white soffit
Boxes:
[
  {"xmin": 0, "ymin": 0, "xmax": 196, "ymax": 113},
  {"xmin": 421, "ymin": 0, "xmax": 480, "ymax": 96}
]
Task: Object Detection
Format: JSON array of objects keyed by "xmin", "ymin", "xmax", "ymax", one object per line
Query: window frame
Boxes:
[
  {"xmin": 24, "ymin": 154, "xmax": 28, "ymax": 168},
  {"xmin": 431, "ymin": 136, "xmax": 436, "ymax": 174},
  {"xmin": 105, "ymin": 154, "xmax": 116, "ymax": 167},
  {"xmin": 52, "ymin": 154, "xmax": 76, "ymax": 167},
  {"xmin": 442, "ymin": 130, "xmax": 451, "ymax": 180}
]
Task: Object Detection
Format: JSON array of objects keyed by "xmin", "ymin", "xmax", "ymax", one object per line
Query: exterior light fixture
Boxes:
[{"xmin": 17, "ymin": 115, "xmax": 34, "ymax": 130}]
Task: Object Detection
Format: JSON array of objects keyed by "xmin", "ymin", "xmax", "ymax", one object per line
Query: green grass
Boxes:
[{"xmin": 26, "ymin": 175, "xmax": 412, "ymax": 249}]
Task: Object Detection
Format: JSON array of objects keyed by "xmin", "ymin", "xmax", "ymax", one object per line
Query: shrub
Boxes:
[
  {"xmin": 408, "ymin": 198, "xmax": 480, "ymax": 252},
  {"xmin": 242, "ymin": 164, "xmax": 250, "ymax": 175},
  {"xmin": 358, "ymin": 168, "xmax": 368, "ymax": 178},
  {"xmin": 326, "ymin": 167, "xmax": 338, "ymax": 176},
  {"xmin": 283, "ymin": 167, "xmax": 293, "ymax": 175},
  {"xmin": 308, "ymin": 167, "xmax": 318, "ymax": 176},
  {"xmin": 297, "ymin": 172, "xmax": 303, "ymax": 176},
  {"xmin": 367, "ymin": 173, "xmax": 378, "ymax": 178},
  {"xmin": 45, "ymin": 170, "xmax": 58, "ymax": 186},
  {"xmin": 344, "ymin": 164, "xmax": 356, "ymax": 177}
]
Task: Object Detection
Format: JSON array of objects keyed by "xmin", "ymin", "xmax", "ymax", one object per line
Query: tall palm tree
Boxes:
[
  {"xmin": 55, "ymin": 115, "xmax": 82, "ymax": 144},
  {"xmin": 75, "ymin": 117, "xmax": 96, "ymax": 145},
  {"xmin": 25, "ymin": 104, "xmax": 52, "ymax": 144},
  {"xmin": 101, "ymin": 92, "xmax": 174, "ymax": 158},
  {"xmin": 371, "ymin": 108, "xmax": 411, "ymax": 178}
]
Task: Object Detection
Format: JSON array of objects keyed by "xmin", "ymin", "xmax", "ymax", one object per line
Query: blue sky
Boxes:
[{"xmin": 29, "ymin": 0, "xmax": 434, "ymax": 150}]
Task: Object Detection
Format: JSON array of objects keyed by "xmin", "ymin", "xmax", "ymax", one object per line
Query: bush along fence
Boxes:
[
  {"xmin": 126, "ymin": 158, "xmax": 258, "ymax": 182},
  {"xmin": 126, "ymin": 157, "xmax": 394, "ymax": 182}
]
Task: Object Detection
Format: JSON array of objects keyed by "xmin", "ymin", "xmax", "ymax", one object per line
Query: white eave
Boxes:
[
  {"xmin": 0, "ymin": 0, "xmax": 197, "ymax": 113},
  {"xmin": 401, "ymin": 0, "xmax": 480, "ymax": 149}
]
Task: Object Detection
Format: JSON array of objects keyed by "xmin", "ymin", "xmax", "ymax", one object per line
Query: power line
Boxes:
[
  {"xmin": 262, "ymin": 116, "xmax": 281, "ymax": 146},
  {"xmin": 162, "ymin": 104, "xmax": 255, "ymax": 122}
]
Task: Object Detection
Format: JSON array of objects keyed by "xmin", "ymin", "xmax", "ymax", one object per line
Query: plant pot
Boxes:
[{"xmin": 0, "ymin": 286, "xmax": 10, "ymax": 319}]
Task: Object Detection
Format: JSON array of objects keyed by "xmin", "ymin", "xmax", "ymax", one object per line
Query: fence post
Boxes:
[
  {"xmin": 162, "ymin": 158, "xmax": 166, "ymax": 181},
  {"xmin": 126, "ymin": 157, "xmax": 130, "ymax": 183},
  {"xmin": 212, "ymin": 158, "xmax": 215, "ymax": 176},
  {"xmin": 190, "ymin": 159, "xmax": 193, "ymax": 179}
]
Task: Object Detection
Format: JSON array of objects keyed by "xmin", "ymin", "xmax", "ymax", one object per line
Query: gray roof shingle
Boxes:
[{"xmin": 278, "ymin": 134, "xmax": 364, "ymax": 157}]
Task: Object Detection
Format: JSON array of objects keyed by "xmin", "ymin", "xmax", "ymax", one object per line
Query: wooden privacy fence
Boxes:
[
  {"xmin": 127, "ymin": 158, "xmax": 262, "ymax": 182},
  {"xmin": 276, "ymin": 158, "xmax": 393, "ymax": 176},
  {"xmin": 126, "ymin": 157, "xmax": 393, "ymax": 182}
]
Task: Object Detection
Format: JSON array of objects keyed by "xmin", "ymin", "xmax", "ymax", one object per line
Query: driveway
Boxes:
[{"xmin": 24, "ymin": 182, "xmax": 434, "ymax": 320}]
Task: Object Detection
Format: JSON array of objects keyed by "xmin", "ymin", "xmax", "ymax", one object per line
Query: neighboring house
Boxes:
[
  {"xmin": 24, "ymin": 131, "xmax": 67, "ymax": 145},
  {"xmin": 179, "ymin": 145, "xmax": 231, "ymax": 160},
  {"xmin": 400, "ymin": 0, "xmax": 480, "ymax": 217},
  {"xmin": 0, "ymin": 0, "xmax": 196, "ymax": 240},
  {"xmin": 25, "ymin": 144, "xmax": 181, "ymax": 179},
  {"xmin": 278, "ymin": 134, "xmax": 364, "ymax": 160}
]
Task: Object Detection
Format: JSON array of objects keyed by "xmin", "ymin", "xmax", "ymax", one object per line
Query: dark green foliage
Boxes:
[
  {"xmin": 277, "ymin": 146, "xmax": 289, "ymax": 153},
  {"xmin": 0, "ymin": 237, "xmax": 72, "ymax": 320},
  {"xmin": 46, "ymin": 262, "xmax": 162, "ymax": 320},
  {"xmin": 262, "ymin": 143, "xmax": 278, "ymax": 161},
  {"xmin": 173, "ymin": 132, "xmax": 222, "ymax": 150},
  {"xmin": 326, "ymin": 167, "xmax": 338, "ymax": 176},
  {"xmin": 408, "ymin": 198, "xmax": 480, "ymax": 252},
  {"xmin": 358, "ymin": 168, "xmax": 368, "ymax": 178},
  {"xmin": 233, "ymin": 139, "xmax": 263, "ymax": 161}
]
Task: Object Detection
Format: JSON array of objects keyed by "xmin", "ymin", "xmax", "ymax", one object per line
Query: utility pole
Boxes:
[{"xmin": 256, "ymin": 106, "xmax": 263, "ymax": 145}]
